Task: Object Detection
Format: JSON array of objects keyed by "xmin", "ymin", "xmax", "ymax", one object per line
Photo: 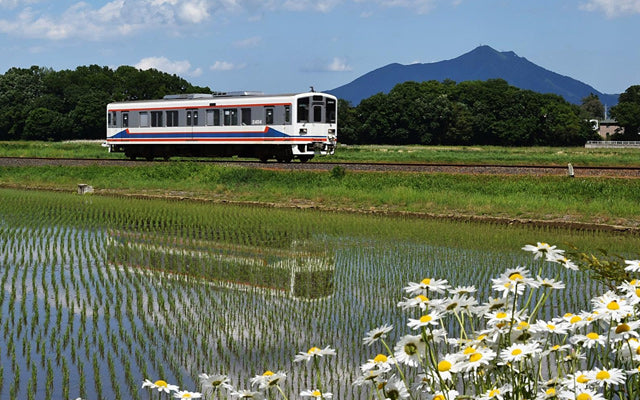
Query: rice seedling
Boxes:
[{"xmin": 0, "ymin": 188, "xmax": 637, "ymax": 399}]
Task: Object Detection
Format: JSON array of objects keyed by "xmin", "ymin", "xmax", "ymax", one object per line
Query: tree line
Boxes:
[
  {"xmin": 1, "ymin": 65, "xmax": 638, "ymax": 145},
  {"xmin": 0, "ymin": 65, "xmax": 210, "ymax": 141}
]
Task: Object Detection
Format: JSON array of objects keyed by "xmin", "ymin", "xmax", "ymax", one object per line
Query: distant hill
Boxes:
[{"xmin": 328, "ymin": 45, "xmax": 619, "ymax": 106}]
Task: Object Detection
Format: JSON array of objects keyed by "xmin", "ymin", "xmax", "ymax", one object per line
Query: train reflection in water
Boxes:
[{"xmin": 107, "ymin": 229, "xmax": 334, "ymax": 299}]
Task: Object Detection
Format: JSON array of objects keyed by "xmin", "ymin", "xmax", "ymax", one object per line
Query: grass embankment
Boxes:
[
  {"xmin": 1, "ymin": 161, "xmax": 639, "ymax": 229},
  {"xmin": 3, "ymin": 141, "xmax": 640, "ymax": 166}
]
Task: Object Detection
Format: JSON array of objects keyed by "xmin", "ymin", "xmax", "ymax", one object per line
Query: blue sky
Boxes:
[{"xmin": 0, "ymin": 0, "xmax": 638, "ymax": 95}]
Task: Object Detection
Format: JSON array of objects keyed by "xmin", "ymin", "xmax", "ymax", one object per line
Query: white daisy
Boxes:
[
  {"xmin": 397, "ymin": 295, "xmax": 430, "ymax": 311},
  {"xmin": 530, "ymin": 318, "xmax": 569, "ymax": 336},
  {"xmin": 407, "ymin": 311, "xmax": 442, "ymax": 330},
  {"xmin": 571, "ymin": 331, "xmax": 607, "ymax": 349},
  {"xmin": 590, "ymin": 367, "xmax": 626, "ymax": 387},
  {"xmin": 199, "ymin": 373, "xmax": 233, "ymax": 394},
  {"xmin": 536, "ymin": 276, "xmax": 565, "ymax": 290},
  {"xmin": 558, "ymin": 388, "xmax": 604, "ymax": 400},
  {"xmin": 434, "ymin": 353, "xmax": 459, "ymax": 381},
  {"xmin": 361, "ymin": 353, "xmax": 395, "ymax": 373},
  {"xmin": 173, "ymin": 390, "xmax": 202, "ymax": 399},
  {"xmin": 455, "ymin": 346, "xmax": 496, "ymax": 372},
  {"xmin": 404, "ymin": 278, "xmax": 450, "ymax": 296},
  {"xmin": 363, "ymin": 324, "xmax": 394, "ymax": 346},
  {"xmin": 249, "ymin": 370, "xmax": 286, "ymax": 389},
  {"xmin": 230, "ymin": 389, "xmax": 264, "ymax": 399},
  {"xmin": 300, "ymin": 389, "xmax": 333, "ymax": 398},
  {"xmin": 591, "ymin": 291, "xmax": 634, "ymax": 322},
  {"xmin": 492, "ymin": 267, "xmax": 537, "ymax": 297},
  {"xmin": 500, "ymin": 342, "xmax": 541, "ymax": 363},
  {"xmin": 294, "ymin": 345, "xmax": 336, "ymax": 362},
  {"xmin": 382, "ymin": 376, "xmax": 409, "ymax": 400},
  {"xmin": 522, "ymin": 242, "xmax": 565, "ymax": 261},
  {"xmin": 478, "ymin": 384, "xmax": 512, "ymax": 400},
  {"xmin": 142, "ymin": 379, "xmax": 179, "ymax": 393},
  {"xmin": 393, "ymin": 334, "xmax": 425, "ymax": 367},
  {"xmin": 625, "ymin": 259, "xmax": 640, "ymax": 272}
]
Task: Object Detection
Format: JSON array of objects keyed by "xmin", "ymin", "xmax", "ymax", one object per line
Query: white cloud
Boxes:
[
  {"xmin": 580, "ymin": 0, "xmax": 640, "ymax": 17},
  {"xmin": 135, "ymin": 56, "xmax": 202, "ymax": 77},
  {"xmin": 326, "ymin": 57, "xmax": 352, "ymax": 72},
  {"xmin": 210, "ymin": 61, "xmax": 246, "ymax": 71},
  {"xmin": 282, "ymin": 0, "xmax": 341, "ymax": 12},
  {"xmin": 234, "ymin": 36, "xmax": 262, "ymax": 47},
  {"xmin": 0, "ymin": 0, "xmax": 220, "ymax": 40}
]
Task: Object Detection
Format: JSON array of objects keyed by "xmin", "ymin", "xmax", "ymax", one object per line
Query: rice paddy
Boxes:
[{"xmin": 0, "ymin": 188, "xmax": 637, "ymax": 399}]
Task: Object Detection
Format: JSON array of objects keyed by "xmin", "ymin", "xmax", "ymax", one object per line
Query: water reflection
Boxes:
[{"xmin": 107, "ymin": 229, "xmax": 335, "ymax": 299}]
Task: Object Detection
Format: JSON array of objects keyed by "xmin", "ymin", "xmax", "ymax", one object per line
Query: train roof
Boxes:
[{"xmin": 107, "ymin": 91, "xmax": 335, "ymax": 106}]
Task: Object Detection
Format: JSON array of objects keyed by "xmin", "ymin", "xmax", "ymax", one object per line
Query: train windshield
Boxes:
[{"xmin": 297, "ymin": 95, "xmax": 336, "ymax": 124}]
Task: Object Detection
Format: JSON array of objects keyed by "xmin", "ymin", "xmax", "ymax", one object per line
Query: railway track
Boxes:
[{"xmin": 1, "ymin": 156, "xmax": 640, "ymax": 178}]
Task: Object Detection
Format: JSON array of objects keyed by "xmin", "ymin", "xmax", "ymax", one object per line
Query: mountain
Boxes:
[{"xmin": 328, "ymin": 45, "xmax": 619, "ymax": 106}]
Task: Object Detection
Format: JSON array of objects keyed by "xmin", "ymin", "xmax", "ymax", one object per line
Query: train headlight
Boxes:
[
  {"xmin": 299, "ymin": 128, "xmax": 307, "ymax": 134},
  {"xmin": 328, "ymin": 129, "xmax": 335, "ymax": 135}
]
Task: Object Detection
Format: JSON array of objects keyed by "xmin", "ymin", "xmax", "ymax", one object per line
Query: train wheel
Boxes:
[
  {"xmin": 299, "ymin": 155, "xmax": 313, "ymax": 163},
  {"xmin": 259, "ymin": 156, "xmax": 269, "ymax": 163},
  {"xmin": 129, "ymin": 155, "xmax": 137, "ymax": 161},
  {"xmin": 145, "ymin": 155, "xmax": 154, "ymax": 161}
]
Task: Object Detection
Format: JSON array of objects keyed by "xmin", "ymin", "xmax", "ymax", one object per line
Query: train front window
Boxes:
[
  {"xmin": 326, "ymin": 98, "xmax": 336, "ymax": 123},
  {"xmin": 297, "ymin": 97, "xmax": 309, "ymax": 122},
  {"xmin": 241, "ymin": 108, "xmax": 251, "ymax": 125},
  {"xmin": 313, "ymin": 105, "xmax": 322, "ymax": 122}
]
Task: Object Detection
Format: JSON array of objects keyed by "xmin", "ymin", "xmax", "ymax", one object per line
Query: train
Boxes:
[{"xmin": 104, "ymin": 91, "xmax": 337, "ymax": 162}]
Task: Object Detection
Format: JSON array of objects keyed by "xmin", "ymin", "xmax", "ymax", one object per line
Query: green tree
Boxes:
[
  {"xmin": 610, "ymin": 86, "xmax": 640, "ymax": 139},
  {"xmin": 22, "ymin": 108, "xmax": 72, "ymax": 141},
  {"xmin": 580, "ymin": 93, "xmax": 605, "ymax": 119}
]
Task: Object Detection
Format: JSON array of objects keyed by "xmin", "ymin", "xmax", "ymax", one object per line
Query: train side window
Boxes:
[
  {"xmin": 166, "ymin": 110, "xmax": 178, "ymax": 127},
  {"xmin": 265, "ymin": 108, "xmax": 274, "ymax": 124},
  {"xmin": 313, "ymin": 105, "xmax": 322, "ymax": 122},
  {"xmin": 108, "ymin": 112, "xmax": 112, "ymax": 126},
  {"xmin": 139, "ymin": 112, "xmax": 149, "ymax": 127},
  {"xmin": 326, "ymin": 99, "xmax": 336, "ymax": 123},
  {"xmin": 297, "ymin": 97, "xmax": 309, "ymax": 122},
  {"xmin": 186, "ymin": 111, "xmax": 192, "ymax": 126},
  {"xmin": 206, "ymin": 109, "xmax": 214, "ymax": 125},
  {"xmin": 193, "ymin": 111, "xmax": 199, "ymax": 126},
  {"xmin": 241, "ymin": 108, "xmax": 251, "ymax": 125},
  {"xmin": 285, "ymin": 106, "xmax": 290, "ymax": 124},
  {"xmin": 122, "ymin": 113, "xmax": 129, "ymax": 128},
  {"xmin": 214, "ymin": 109, "xmax": 220, "ymax": 125},
  {"xmin": 224, "ymin": 109, "xmax": 238, "ymax": 125},
  {"xmin": 151, "ymin": 111, "xmax": 162, "ymax": 127}
]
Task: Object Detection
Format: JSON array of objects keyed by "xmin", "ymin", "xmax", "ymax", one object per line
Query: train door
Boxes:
[{"xmin": 186, "ymin": 109, "xmax": 198, "ymax": 140}]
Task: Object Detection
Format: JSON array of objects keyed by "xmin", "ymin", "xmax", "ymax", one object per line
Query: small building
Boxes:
[{"xmin": 593, "ymin": 118, "xmax": 624, "ymax": 139}]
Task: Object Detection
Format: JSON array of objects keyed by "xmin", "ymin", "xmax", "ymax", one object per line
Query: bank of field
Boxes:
[
  {"xmin": 3, "ymin": 141, "xmax": 640, "ymax": 166},
  {"xmin": 0, "ymin": 162, "xmax": 639, "ymax": 228}
]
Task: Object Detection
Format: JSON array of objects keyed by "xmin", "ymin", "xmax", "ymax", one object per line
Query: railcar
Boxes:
[{"xmin": 104, "ymin": 91, "xmax": 337, "ymax": 162}]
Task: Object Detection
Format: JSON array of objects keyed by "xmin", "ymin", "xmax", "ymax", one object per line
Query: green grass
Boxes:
[
  {"xmin": 2, "ymin": 141, "xmax": 640, "ymax": 166},
  {"xmin": 1, "ymin": 162, "xmax": 639, "ymax": 228}
]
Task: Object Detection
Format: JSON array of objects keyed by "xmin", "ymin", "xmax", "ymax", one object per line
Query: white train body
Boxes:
[{"xmin": 105, "ymin": 91, "xmax": 337, "ymax": 162}]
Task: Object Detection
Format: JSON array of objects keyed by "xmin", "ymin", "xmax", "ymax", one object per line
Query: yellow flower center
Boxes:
[
  {"xmin": 373, "ymin": 354, "xmax": 388, "ymax": 363},
  {"xmin": 420, "ymin": 315, "xmax": 432, "ymax": 323},
  {"xmin": 154, "ymin": 380, "xmax": 168, "ymax": 387},
  {"xmin": 636, "ymin": 288, "xmax": 640, "ymax": 297},
  {"xmin": 416, "ymin": 294, "xmax": 428, "ymax": 302},
  {"xmin": 547, "ymin": 324, "xmax": 556, "ymax": 330},
  {"xmin": 551, "ymin": 345, "xmax": 561, "ymax": 351},
  {"xmin": 607, "ymin": 300, "xmax": 620, "ymax": 310},
  {"xmin": 586, "ymin": 332, "xmax": 600, "ymax": 340},
  {"xmin": 437, "ymin": 360, "xmax": 452, "ymax": 372},
  {"xmin": 576, "ymin": 374, "xmax": 589, "ymax": 384},
  {"xmin": 183, "ymin": 395, "xmax": 192, "ymax": 399},
  {"xmin": 635, "ymin": 347, "xmax": 640, "ymax": 356},
  {"xmin": 477, "ymin": 334, "xmax": 487, "ymax": 341},
  {"xmin": 596, "ymin": 370, "xmax": 611, "ymax": 380},
  {"xmin": 496, "ymin": 312, "xmax": 507, "ymax": 319},
  {"xmin": 463, "ymin": 347, "xmax": 476, "ymax": 355},
  {"xmin": 570, "ymin": 316, "xmax": 582, "ymax": 324},
  {"xmin": 509, "ymin": 272, "xmax": 523, "ymax": 280},
  {"xmin": 511, "ymin": 348, "xmax": 522, "ymax": 356},
  {"xmin": 312, "ymin": 390, "xmax": 321, "ymax": 396},
  {"xmin": 576, "ymin": 394, "xmax": 591, "ymax": 400},
  {"xmin": 263, "ymin": 371, "xmax": 274, "ymax": 376},
  {"xmin": 469, "ymin": 353, "xmax": 483, "ymax": 362},
  {"xmin": 433, "ymin": 395, "xmax": 445, "ymax": 400},
  {"xmin": 489, "ymin": 389, "xmax": 500, "ymax": 397},
  {"xmin": 546, "ymin": 388, "xmax": 556, "ymax": 395},
  {"xmin": 308, "ymin": 347, "xmax": 320, "ymax": 354},
  {"xmin": 421, "ymin": 278, "xmax": 431, "ymax": 285}
]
